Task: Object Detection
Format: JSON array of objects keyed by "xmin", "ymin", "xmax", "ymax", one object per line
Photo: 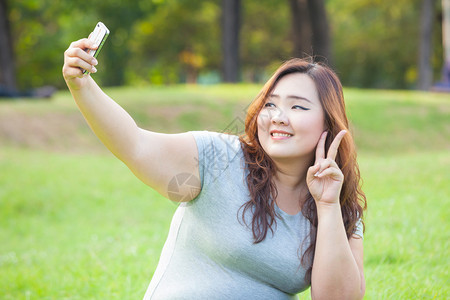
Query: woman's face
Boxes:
[{"xmin": 257, "ymin": 72, "xmax": 326, "ymax": 162}]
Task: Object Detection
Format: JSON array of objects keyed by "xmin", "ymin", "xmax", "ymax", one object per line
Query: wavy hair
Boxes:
[{"xmin": 238, "ymin": 58, "xmax": 367, "ymax": 284}]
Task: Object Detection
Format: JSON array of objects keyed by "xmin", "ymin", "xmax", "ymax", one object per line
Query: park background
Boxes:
[{"xmin": 0, "ymin": 0, "xmax": 449, "ymax": 299}]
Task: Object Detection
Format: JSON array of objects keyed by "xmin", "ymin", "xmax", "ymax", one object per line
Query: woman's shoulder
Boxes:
[
  {"xmin": 188, "ymin": 131, "xmax": 244, "ymax": 191},
  {"xmin": 189, "ymin": 130, "xmax": 240, "ymax": 142},
  {"xmin": 189, "ymin": 130, "xmax": 242, "ymax": 157}
]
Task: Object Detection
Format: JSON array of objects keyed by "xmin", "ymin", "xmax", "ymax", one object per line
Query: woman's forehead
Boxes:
[{"xmin": 271, "ymin": 73, "xmax": 319, "ymax": 103}]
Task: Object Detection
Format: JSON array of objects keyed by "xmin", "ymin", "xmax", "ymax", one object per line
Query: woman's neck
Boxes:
[
  {"xmin": 272, "ymin": 157, "xmax": 312, "ymax": 190},
  {"xmin": 271, "ymin": 157, "xmax": 313, "ymax": 214}
]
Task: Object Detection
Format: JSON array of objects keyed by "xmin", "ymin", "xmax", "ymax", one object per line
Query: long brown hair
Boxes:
[{"xmin": 238, "ymin": 58, "xmax": 367, "ymax": 284}]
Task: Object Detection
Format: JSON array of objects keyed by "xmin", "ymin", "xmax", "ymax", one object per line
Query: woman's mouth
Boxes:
[
  {"xmin": 271, "ymin": 132, "xmax": 292, "ymax": 137},
  {"xmin": 270, "ymin": 130, "xmax": 293, "ymax": 139}
]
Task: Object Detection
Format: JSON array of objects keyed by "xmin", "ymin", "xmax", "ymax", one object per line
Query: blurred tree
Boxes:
[
  {"xmin": 327, "ymin": 0, "xmax": 443, "ymax": 89},
  {"xmin": 418, "ymin": 0, "xmax": 436, "ymax": 90},
  {"xmin": 289, "ymin": 0, "xmax": 311, "ymax": 58},
  {"xmin": 240, "ymin": 0, "xmax": 291, "ymax": 82},
  {"xmin": 6, "ymin": 0, "xmax": 445, "ymax": 89},
  {"xmin": 221, "ymin": 0, "xmax": 241, "ymax": 82},
  {"xmin": 440, "ymin": 0, "xmax": 450, "ymax": 85},
  {"xmin": 94, "ymin": 0, "xmax": 155, "ymax": 86},
  {"xmin": 8, "ymin": 0, "xmax": 98, "ymax": 89},
  {"xmin": 0, "ymin": 0, "xmax": 16, "ymax": 90},
  {"xmin": 307, "ymin": 0, "xmax": 331, "ymax": 63},
  {"xmin": 128, "ymin": 0, "xmax": 220, "ymax": 84},
  {"xmin": 289, "ymin": 0, "xmax": 331, "ymax": 64}
]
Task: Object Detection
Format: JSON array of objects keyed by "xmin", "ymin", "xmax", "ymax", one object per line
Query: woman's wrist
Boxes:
[{"xmin": 316, "ymin": 201, "xmax": 342, "ymax": 219}]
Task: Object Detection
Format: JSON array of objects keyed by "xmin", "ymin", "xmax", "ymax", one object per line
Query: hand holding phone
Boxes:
[
  {"xmin": 62, "ymin": 22, "xmax": 110, "ymax": 90},
  {"xmin": 83, "ymin": 22, "xmax": 110, "ymax": 74}
]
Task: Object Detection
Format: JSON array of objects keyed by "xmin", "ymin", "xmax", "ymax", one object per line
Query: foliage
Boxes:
[
  {"xmin": 10, "ymin": 1, "xmax": 95, "ymax": 89},
  {"xmin": 91, "ymin": 0, "xmax": 157, "ymax": 86},
  {"xmin": 9, "ymin": 0, "xmax": 156, "ymax": 89},
  {"xmin": 240, "ymin": 0, "xmax": 292, "ymax": 82},
  {"xmin": 128, "ymin": 0, "xmax": 221, "ymax": 84},
  {"xmin": 328, "ymin": 0, "xmax": 444, "ymax": 88},
  {"xmin": 7, "ymin": 0, "xmax": 446, "ymax": 89}
]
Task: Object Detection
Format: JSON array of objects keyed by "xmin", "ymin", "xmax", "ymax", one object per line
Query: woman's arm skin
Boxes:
[
  {"xmin": 312, "ymin": 206, "xmax": 365, "ymax": 299},
  {"xmin": 307, "ymin": 131, "xmax": 365, "ymax": 300},
  {"xmin": 62, "ymin": 38, "xmax": 200, "ymax": 201}
]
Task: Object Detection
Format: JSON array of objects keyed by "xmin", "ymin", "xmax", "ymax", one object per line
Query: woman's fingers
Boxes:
[
  {"xmin": 310, "ymin": 129, "xmax": 348, "ymax": 177},
  {"xmin": 64, "ymin": 48, "xmax": 98, "ymax": 71},
  {"xmin": 313, "ymin": 158, "xmax": 339, "ymax": 177},
  {"xmin": 62, "ymin": 63, "xmax": 83, "ymax": 78},
  {"xmin": 66, "ymin": 56, "xmax": 97, "ymax": 75},
  {"xmin": 62, "ymin": 38, "xmax": 100, "ymax": 89},
  {"xmin": 327, "ymin": 130, "xmax": 347, "ymax": 160},
  {"xmin": 308, "ymin": 163, "xmax": 320, "ymax": 179},
  {"xmin": 63, "ymin": 39, "xmax": 99, "ymax": 79},
  {"xmin": 314, "ymin": 131, "xmax": 328, "ymax": 164},
  {"xmin": 65, "ymin": 47, "xmax": 98, "ymax": 66},
  {"xmin": 69, "ymin": 38, "xmax": 98, "ymax": 52},
  {"xmin": 314, "ymin": 167, "xmax": 343, "ymax": 180}
]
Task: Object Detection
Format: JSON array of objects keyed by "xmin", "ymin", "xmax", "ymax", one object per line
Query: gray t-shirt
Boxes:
[{"xmin": 143, "ymin": 131, "xmax": 363, "ymax": 300}]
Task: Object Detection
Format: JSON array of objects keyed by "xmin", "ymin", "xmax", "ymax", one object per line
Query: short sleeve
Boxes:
[
  {"xmin": 189, "ymin": 131, "xmax": 242, "ymax": 188},
  {"xmin": 353, "ymin": 218, "xmax": 364, "ymax": 239}
]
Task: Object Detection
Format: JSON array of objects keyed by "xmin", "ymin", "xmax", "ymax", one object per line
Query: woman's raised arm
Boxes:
[
  {"xmin": 62, "ymin": 38, "xmax": 200, "ymax": 201},
  {"xmin": 307, "ymin": 131, "xmax": 364, "ymax": 299}
]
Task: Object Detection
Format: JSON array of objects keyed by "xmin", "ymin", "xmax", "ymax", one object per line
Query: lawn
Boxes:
[{"xmin": 0, "ymin": 85, "xmax": 449, "ymax": 299}]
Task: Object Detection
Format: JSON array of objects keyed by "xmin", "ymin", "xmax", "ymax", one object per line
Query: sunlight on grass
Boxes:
[{"xmin": 1, "ymin": 86, "xmax": 449, "ymax": 298}]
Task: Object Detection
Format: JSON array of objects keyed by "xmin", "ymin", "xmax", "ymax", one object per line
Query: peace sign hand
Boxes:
[{"xmin": 306, "ymin": 130, "xmax": 347, "ymax": 206}]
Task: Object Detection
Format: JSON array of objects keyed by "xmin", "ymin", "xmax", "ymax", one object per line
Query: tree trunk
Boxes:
[
  {"xmin": 221, "ymin": 0, "xmax": 241, "ymax": 83},
  {"xmin": 441, "ymin": 0, "xmax": 450, "ymax": 84},
  {"xmin": 307, "ymin": 0, "xmax": 331, "ymax": 64},
  {"xmin": 418, "ymin": 0, "xmax": 436, "ymax": 90},
  {"xmin": 289, "ymin": 0, "xmax": 312, "ymax": 58},
  {"xmin": 0, "ymin": 0, "xmax": 16, "ymax": 90},
  {"xmin": 289, "ymin": 0, "xmax": 331, "ymax": 64},
  {"xmin": 443, "ymin": 0, "xmax": 450, "ymax": 62}
]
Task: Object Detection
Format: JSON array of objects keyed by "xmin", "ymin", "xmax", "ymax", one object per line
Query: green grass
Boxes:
[
  {"xmin": 0, "ymin": 149, "xmax": 176, "ymax": 299},
  {"xmin": 1, "ymin": 85, "xmax": 449, "ymax": 299}
]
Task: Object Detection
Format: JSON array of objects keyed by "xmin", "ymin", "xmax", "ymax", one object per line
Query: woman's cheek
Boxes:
[{"xmin": 257, "ymin": 113, "xmax": 269, "ymax": 131}]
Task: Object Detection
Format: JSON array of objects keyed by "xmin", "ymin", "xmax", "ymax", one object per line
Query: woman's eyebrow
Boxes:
[{"xmin": 270, "ymin": 94, "xmax": 312, "ymax": 103}]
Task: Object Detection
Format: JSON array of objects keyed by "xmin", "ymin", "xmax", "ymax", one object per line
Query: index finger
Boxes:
[
  {"xmin": 69, "ymin": 38, "xmax": 98, "ymax": 51},
  {"xmin": 327, "ymin": 130, "xmax": 347, "ymax": 160},
  {"xmin": 314, "ymin": 131, "xmax": 328, "ymax": 164}
]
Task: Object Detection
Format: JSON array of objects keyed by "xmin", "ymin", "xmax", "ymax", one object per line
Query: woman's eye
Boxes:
[
  {"xmin": 292, "ymin": 105, "xmax": 310, "ymax": 111},
  {"xmin": 264, "ymin": 102, "xmax": 276, "ymax": 108}
]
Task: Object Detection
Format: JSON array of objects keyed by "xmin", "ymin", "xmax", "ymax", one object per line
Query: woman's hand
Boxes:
[
  {"xmin": 306, "ymin": 130, "xmax": 347, "ymax": 206},
  {"xmin": 62, "ymin": 38, "xmax": 98, "ymax": 90}
]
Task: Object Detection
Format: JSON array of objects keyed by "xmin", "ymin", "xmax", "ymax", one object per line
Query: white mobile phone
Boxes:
[{"xmin": 83, "ymin": 22, "xmax": 110, "ymax": 74}]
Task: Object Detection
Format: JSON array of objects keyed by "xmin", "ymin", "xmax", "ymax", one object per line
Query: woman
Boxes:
[{"xmin": 63, "ymin": 38, "xmax": 366, "ymax": 299}]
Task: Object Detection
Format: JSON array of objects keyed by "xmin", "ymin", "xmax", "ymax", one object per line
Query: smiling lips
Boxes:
[{"xmin": 270, "ymin": 130, "xmax": 293, "ymax": 139}]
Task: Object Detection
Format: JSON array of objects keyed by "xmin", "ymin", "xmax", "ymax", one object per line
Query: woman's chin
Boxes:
[{"xmin": 265, "ymin": 148, "xmax": 315, "ymax": 163}]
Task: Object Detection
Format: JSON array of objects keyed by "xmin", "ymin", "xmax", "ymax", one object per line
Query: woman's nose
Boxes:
[{"xmin": 271, "ymin": 108, "xmax": 289, "ymax": 125}]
